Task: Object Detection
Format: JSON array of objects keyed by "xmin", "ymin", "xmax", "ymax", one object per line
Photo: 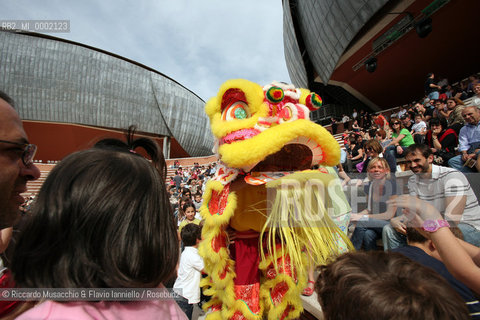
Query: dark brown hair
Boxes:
[
  {"xmin": 405, "ymin": 143, "xmax": 432, "ymax": 159},
  {"xmin": 316, "ymin": 251, "xmax": 469, "ymax": 320},
  {"xmin": 181, "ymin": 223, "xmax": 201, "ymax": 247},
  {"xmin": 364, "ymin": 139, "xmax": 383, "ymax": 155},
  {"xmin": 376, "ymin": 128, "xmax": 387, "ymax": 139},
  {"xmin": 94, "ymin": 125, "xmax": 166, "ymax": 179},
  {"xmin": 12, "ymin": 148, "xmax": 178, "ymax": 288}
]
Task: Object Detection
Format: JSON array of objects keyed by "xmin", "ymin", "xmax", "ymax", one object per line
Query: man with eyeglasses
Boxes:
[
  {"xmin": 448, "ymin": 106, "xmax": 480, "ymax": 173},
  {"xmin": 0, "ymin": 91, "xmax": 40, "ymax": 229}
]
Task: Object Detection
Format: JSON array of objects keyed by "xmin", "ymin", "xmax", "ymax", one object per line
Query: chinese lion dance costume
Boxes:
[{"xmin": 199, "ymin": 79, "xmax": 353, "ymax": 320}]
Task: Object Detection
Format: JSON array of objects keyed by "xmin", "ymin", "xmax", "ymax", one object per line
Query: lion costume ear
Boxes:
[{"xmin": 205, "ymin": 79, "xmax": 267, "ymax": 139}]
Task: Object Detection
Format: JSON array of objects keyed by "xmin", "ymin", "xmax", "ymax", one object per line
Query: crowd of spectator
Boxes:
[
  {"xmin": 337, "ymin": 72, "xmax": 480, "ymax": 175},
  {"xmin": 166, "ymin": 163, "xmax": 216, "ymax": 227}
]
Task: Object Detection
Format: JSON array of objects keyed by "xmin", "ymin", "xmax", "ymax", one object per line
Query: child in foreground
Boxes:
[
  {"xmin": 10, "ymin": 129, "xmax": 186, "ymax": 319},
  {"xmin": 174, "ymin": 223, "xmax": 205, "ymax": 320}
]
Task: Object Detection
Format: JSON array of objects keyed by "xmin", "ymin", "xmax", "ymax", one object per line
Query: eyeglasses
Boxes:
[
  {"xmin": 0, "ymin": 140, "xmax": 37, "ymax": 165},
  {"xmin": 392, "ymin": 122, "xmax": 400, "ymax": 125},
  {"xmin": 366, "ymin": 147, "xmax": 374, "ymax": 151}
]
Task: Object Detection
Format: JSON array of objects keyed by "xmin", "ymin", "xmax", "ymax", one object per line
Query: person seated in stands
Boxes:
[
  {"xmin": 175, "ymin": 196, "xmax": 191, "ymax": 226},
  {"xmin": 375, "ymin": 129, "xmax": 391, "ymax": 148},
  {"xmin": 350, "ymin": 158, "xmax": 397, "ymax": 251},
  {"xmin": 400, "ymin": 113, "xmax": 414, "ymax": 131},
  {"xmin": 372, "ymin": 113, "xmax": 388, "ymax": 131},
  {"xmin": 315, "ymin": 251, "xmax": 470, "ymax": 320},
  {"xmin": 11, "ymin": 140, "xmax": 184, "ymax": 319},
  {"xmin": 361, "ymin": 139, "xmax": 395, "ymax": 173},
  {"xmin": 392, "ymin": 227, "xmax": 480, "ymax": 317},
  {"xmin": 383, "ymin": 144, "xmax": 480, "ymax": 249},
  {"xmin": 397, "ymin": 106, "xmax": 407, "ymax": 119},
  {"xmin": 425, "ymin": 117, "xmax": 458, "ymax": 166},
  {"xmin": 446, "ymin": 97, "xmax": 465, "ymax": 134},
  {"xmin": 384, "ymin": 117, "xmax": 415, "ymax": 160},
  {"xmin": 469, "ymin": 80, "xmax": 480, "ymax": 107},
  {"xmin": 439, "ymin": 86, "xmax": 449, "ymax": 101},
  {"xmin": 432, "ymin": 99, "xmax": 447, "ymax": 120},
  {"xmin": 343, "ymin": 134, "xmax": 363, "ymax": 173},
  {"xmin": 355, "ymin": 133, "xmax": 364, "ymax": 148},
  {"xmin": 410, "ymin": 113, "xmax": 427, "ymax": 144},
  {"xmin": 182, "ymin": 188, "xmax": 193, "ymax": 202},
  {"xmin": 341, "ymin": 129, "xmax": 350, "ymax": 147},
  {"xmin": 448, "ymin": 106, "xmax": 480, "ymax": 173}
]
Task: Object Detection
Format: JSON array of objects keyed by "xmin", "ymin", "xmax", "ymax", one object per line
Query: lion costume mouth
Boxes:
[
  {"xmin": 251, "ymin": 143, "xmax": 312, "ymax": 172},
  {"xmin": 217, "ymin": 119, "xmax": 339, "ymax": 172}
]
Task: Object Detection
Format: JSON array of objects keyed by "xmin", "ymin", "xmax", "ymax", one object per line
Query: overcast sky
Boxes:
[{"xmin": 2, "ymin": 0, "xmax": 291, "ymax": 101}]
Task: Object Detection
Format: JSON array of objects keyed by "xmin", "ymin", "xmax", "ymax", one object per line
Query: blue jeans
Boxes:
[
  {"xmin": 351, "ymin": 219, "xmax": 389, "ymax": 251},
  {"xmin": 382, "ymin": 224, "xmax": 407, "ymax": 251},
  {"xmin": 458, "ymin": 223, "xmax": 480, "ymax": 247},
  {"xmin": 448, "ymin": 155, "xmax": 475, "ymax": 173},
  {"xmin": 385, "ymin": 145, "xmax": 408, "ymax": 159}
]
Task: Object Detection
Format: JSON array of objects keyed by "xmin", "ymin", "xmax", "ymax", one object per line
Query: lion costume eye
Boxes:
[{"xmin": 222, "ymin": 101, "xmax": 250, "ymax": 121}]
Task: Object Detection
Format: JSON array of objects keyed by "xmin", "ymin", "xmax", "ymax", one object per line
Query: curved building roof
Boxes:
[
  {"xmin": 284, "ymin": 0, "xmax": 480, "ymax": 111},
  {"xmin": 0, "ymin": 30, "xmax": 214, "ymax": 156},
  {"xmin": 283, "ymin": 0, "xmax": 388, "ymax": 87}
]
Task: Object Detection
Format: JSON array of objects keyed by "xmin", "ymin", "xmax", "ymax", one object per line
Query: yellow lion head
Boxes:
[{"xmin": 205, "ymin": 79, "xmax": 340, "ymax": 172}]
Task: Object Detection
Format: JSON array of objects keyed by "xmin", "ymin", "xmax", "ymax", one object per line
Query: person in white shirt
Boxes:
[
  {"xmin": 352, "ymin": 108, "xmax": 358, "ymax": 120},
  {"xmin": 174, "ymin": 223, "xmax": 205, "ymax": 320},
  {"xmin": 411, "ymin": 114, "xmax": 427, "ymax": 144},
  {"xmin": 383, "ymin": 144, "xmax": 480, "ymax": 250}
]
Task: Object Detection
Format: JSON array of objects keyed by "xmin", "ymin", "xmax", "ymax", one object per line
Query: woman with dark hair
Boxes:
[
  {"xmin": 343, "ymin": 135, "xmax": 364, "ymax": 173},
  {"xmin": 361, "ymin": 139, "xmax": 396, "ymax": 173},
  {"xmin": 446, "ymin": 98, "xmax": 465, "ymax": 134},
  {"xmin": 426, "ymin": 117, "xmax": 458, "ymax": 166},
  {"xmin": 384, "ymin": 117, "xmax": 414, "ymax": 160},
  {"xmin": 11, "ymin": 144, "xmax": 185, "ymax": 318},
  {"xmin": 375, "ymin": 129, "xmax": 391, "ymax": 148}
]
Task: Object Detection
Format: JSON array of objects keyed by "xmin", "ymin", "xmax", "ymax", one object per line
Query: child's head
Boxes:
[
  {"xmin": 316, "ymin": 251, "xmax": 469, "ymax": 320},
  {"xmin": 194, "ymin": 193, "xmax": 202, "ymax": 203},
  {"xmin": 12, "ymin": 147, "xmax": 178, "ymax": 289},
  {"xmin": 183, "ymin": 202, "xmax": 196, "ymax": 221},
  {"xmin": 414, "ymin": 114, "xmax": 423, "ymax": 123},
  {"xmin": 181, "ymin": 223, "xmax": 201, "ymax": 246}
]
